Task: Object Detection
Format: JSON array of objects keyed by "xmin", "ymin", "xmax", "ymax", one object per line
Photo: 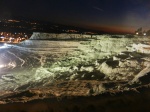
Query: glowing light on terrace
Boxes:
[
  {"xmin": 143, "ymin": 33, "xmax": 146, "ymax": 36},
  {"xmin": 0, "ymin": 64, "xmax": 5, "ymax": 68}
]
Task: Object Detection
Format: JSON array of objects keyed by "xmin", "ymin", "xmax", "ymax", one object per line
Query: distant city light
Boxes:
[{"xmin": 0, "ymin": 36, "xmax": 4, "ymax": 38}]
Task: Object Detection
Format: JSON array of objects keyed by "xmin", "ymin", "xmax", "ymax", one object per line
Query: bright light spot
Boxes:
[
  {"xmin": 0, "ymin": 36, "xmax": 4, "ymax": 38},
  {"xmin": 143, "ymin": 33, "xmax": 146, "ymax": 36},
  {"xmin": 0, "ymin": 64, "xmax": 5, "ymax": 68},
  {"xmin": 4, "ymin": 43, "xmax": 7, "ymax": 46},
  {"xmin": 0, "ymin": 43, "xmax": 8, "ymax": 49},
  {"xmin": 136, "ymin": 32, "xmax": 139, "ymax": 35},
  {"xmin": 9, "ymin": 37, "xmax": 12, "ymax": 40}
]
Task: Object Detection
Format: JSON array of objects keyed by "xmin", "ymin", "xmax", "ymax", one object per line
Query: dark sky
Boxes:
[{"xmin": 0, "ymin": 0, "xmax": 150, "ymax": 33}]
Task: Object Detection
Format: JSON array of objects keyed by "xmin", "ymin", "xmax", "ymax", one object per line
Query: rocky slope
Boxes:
[{"xmin": 0, "ymin": 33, "xmax": 150, "ymax": 111}]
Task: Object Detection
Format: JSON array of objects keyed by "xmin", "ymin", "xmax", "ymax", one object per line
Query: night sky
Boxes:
[{"xmin": 0, "ymin": 0, "xmax": 150, "ymax": 33}]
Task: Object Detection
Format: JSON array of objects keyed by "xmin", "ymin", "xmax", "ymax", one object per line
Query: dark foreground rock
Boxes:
[{"xmin": 0, "ymin": 80, "xmax": 150, "ymax": 112}]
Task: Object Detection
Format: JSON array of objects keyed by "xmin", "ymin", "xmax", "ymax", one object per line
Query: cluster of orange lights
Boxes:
[
  {"xmin": 0, "ymin": 32, "xmax": 28, "ymax": 43},
  {"xmin": 0, "ymin": 36, "xmax": 26, "ymax": 43}
]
